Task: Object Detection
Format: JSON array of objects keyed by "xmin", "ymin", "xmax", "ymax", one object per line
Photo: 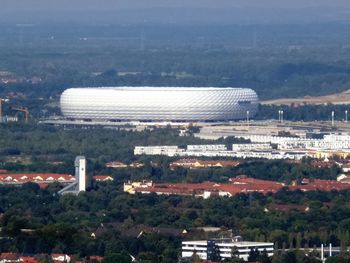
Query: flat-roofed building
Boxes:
[
  {"xmin": 134, "ymin": 146, "xmax": 184, "ymax": 156},
  {"xmin": 182, "ymin": 238, "xmax": 274, "ymax": 261}
]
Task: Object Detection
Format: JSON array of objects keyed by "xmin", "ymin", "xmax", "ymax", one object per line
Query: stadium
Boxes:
[{"xmin": 60, "ymin": 87, "xmax": 258, "ymax": 122}]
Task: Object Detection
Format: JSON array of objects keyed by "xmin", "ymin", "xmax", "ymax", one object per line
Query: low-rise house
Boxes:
[
  {"xmin": 0, "ymin": 173, "xmax": 75, "ymax": 186},
  {"xmin": 311, "ymin": 160, "xmax": 340, "ymax": 169},
  {"xmin": 0, "ymin": 253, "xmax": 101, "ymax": 263},
  {"xmin": 343, "ymin": 163, "xmax": 350, "ymax": 173},
  {"xmin": 86, "ymin": 256, "xmax": 103, "ymax": 263},
  {"xmin": 93, "ymin": 175, "xmax": 114, "ymax": 182},
  {"xmin": 129, "ymin": 162, "xmax": 144, "ymax": 168},
  {"xmin": 290, "ymin": 179, "xmax": 350, "ymax": 192},
  {"xmin": 0, "ymin": 253, "xmax": 20, "ymax": 263},
  {"xmin": 337, "ymin": 174, "xmax": 350, "ymax": 183},
  {"xmin": 106, "ymin": 161, "xmax": 145, "ymax": 168},
  {"xmin": 124, "ymin": 180, "xmax": 153, "ymax": 194},
  {"xmin": 51, "ymin": 254, "xmax": 71, "ymax": 262},
  {"xmin": 126, "ymin": 176, "xmax": 350, "ymax": 198},
  {"xmin": 106, "ymin": 161, "xmax": 128, "ymax": 168},
  {"xmin": 125, "ymin": 177, "xmax": 285, "ymax": 198},
  {"xmin": 170, "ymin": 159, "xmax": 240, "ymax": 169}
]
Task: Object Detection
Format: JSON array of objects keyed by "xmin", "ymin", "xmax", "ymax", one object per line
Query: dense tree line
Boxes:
[
  {"xmin": 0, "ymin": 125, "xmax": 340, "ymax": 185},
  {"xmin": 1, "ymin": 39, "xmax": 350, "ymax": 109},
  {"xmin": 1, "ymin": 183, "xmax": 350, "ymax": 261},
  {"xmin": 257, "ymin": 104, "xmax": 350, "ymax": 122}
]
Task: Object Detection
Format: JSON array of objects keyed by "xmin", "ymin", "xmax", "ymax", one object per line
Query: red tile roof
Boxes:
[
  {"xmin": 170, "ymin": 159, "xmax": 240, "ymax": 169},
  {"xmin": 131, "ymin": 177, "xmax": 350, "ymax": 197},
  {"xmin": 87, "ymin": 256, "xmax": 103, "ymax": 262},
  {"xmin": 0, "ymin": 252, "xmax": 18, "ymax": 260},
  {"xmin": 311, "ymin": 160, "xmax": 337, "ymax": 168},
  {"xmin": 20, "ymin": 256, "xmax": 39, "ymax": 263},
  {"xmin": 135, "ymin": 177, "xmax": 284, "ymax": 197},
  {"xmin": 290, "ymin": 179, "xmax": 350, "ymax": 192},
  {"xmin": 0, "ymin": 173, "xmax": 74, "ymax": 185}
]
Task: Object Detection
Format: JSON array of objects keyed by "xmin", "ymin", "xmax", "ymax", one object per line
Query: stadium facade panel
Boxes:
[{"xmin": 60, "ymin": 87, "xmax": 259, "ymax": 121}]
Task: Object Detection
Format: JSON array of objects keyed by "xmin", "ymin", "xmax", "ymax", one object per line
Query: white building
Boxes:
[
  {"xmin": 124, "ymin": 180, "xmax": 153, "ymax": 194},
  {"xmin": 134, "ymin": 146, "xmax": 184, "ymax": 157},
  {"xmin": 238, "ymin": 133, "xmax": 350, "ymax": 151},
  {"xmin": 187, "ymin": 144, "xmax": 227, "ymax": 152},
  {"xmin": 182, "ymin": 238, "xmax": 274, "ymax": 261},
  {"xmin": 232, "ymin": 143, "xmax": 272, "ymax": 151}
]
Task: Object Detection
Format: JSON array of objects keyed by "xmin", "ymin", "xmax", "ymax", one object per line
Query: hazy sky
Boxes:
[
  {"xmin": 2, "ymin": 0, "xmax": 350, "ymax": 24},
  {"xmin": 2, "ymin": 0, "xmax": 350, "ymax": 10}
]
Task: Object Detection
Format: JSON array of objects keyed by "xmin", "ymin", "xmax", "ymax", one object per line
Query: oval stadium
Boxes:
[{"xmin": 60, "ymin": 87, "xmax": 259, "ymax": 122}]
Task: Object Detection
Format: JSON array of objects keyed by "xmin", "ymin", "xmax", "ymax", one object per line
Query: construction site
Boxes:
[{"xmin": 0, "ymin": 96, "xmax": 29, "ymax": 123}]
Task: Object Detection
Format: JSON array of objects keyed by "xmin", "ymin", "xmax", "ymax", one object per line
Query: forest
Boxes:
[
  {"xmin": 0, "ymin": 124, "xmax": 349, "ymax": 262},
  {"xmin": 1, "ymin": 181, "xmax": 350, "ymax": 262},
  {"xmin": 0, "ymin": 124, "xmax": 341, "ymax": 184}
]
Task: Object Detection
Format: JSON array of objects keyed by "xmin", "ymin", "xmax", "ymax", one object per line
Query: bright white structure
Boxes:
[
  {"xmin": 134, "ymin": 146, "xmax": 185, "ymax": 157},
  {"xmin": 187, "ymin": 144, "xmax": 227, "ymax": 151},
  {"xmin": 182, "ymin": 238, "xmax": 274, "ymax": 261},
  {"xmin": 60, "ymin": 87, "xmax": 258, "ymax": 122},
  {"xmin": 134, "ymin": 145, "xmax": 307, "ymax": 160},
  {"xmin": 58, "ymin": 156, "xmax": 86, "ymax": 195},
  {"xmin": 239, "ymin": 133, "xmax": 350, "ymax": 151},
  {"xmin": 232, "ymin": 143, "xmax": 272, "ymax": 151},
  {"xmin": 76, "ymin": 156, "xmax": 86, "ymax": 192}
]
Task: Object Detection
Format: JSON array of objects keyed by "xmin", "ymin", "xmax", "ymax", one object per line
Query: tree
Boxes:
[{"xmin": 103, "ymin": 253, "xmax": 131, "ymax": 263}]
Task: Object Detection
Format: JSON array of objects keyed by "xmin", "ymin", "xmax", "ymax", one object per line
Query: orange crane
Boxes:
[{"xmin": 13, "ymin": 106, "xmax": 29, "ymax": 123}]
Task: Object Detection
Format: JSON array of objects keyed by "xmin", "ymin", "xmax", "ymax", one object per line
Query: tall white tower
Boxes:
[
  {"xmin": 58, "ymin": 156, "xmax": 86, "ymax": 195},
  {"xmin": 75, "ymin": 156, "xmax": 86, "ymax": 192}
]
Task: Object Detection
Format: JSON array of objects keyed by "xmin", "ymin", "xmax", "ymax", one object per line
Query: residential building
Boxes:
[
  {"xmin": 124, "ymin": 177, "xmax": 285, "ymax": 198},
  {"xmin": 134, "ymin": 146, "xmax": 184, "ymax": 156},
  {"xmin": 232, "ymin": 143, "xmax": 272, "ymax": 151},
  {"xmin": 170, "ymin": 159, "xmax": 240, "ymax": 169},
  {"xmin": 125, "ymin": 177, "xmax": 350, "ymax": 198},
  {"xmin": 0, "ymin": 173, "xmax": 75, "ymax": 185},
  {"xmin": 124, "ymin": 180, "xmax": 154, "ymax": 194},
  {"xmin": 187, "ymin": 145, "xmax": 227, "ymax": 152},
  {"xmin": 93, "ymin": 175, "xmax": 114, "ymax": 182},
  {"xmin": 181, "ymin": 237, "xmax": 274, "ymax": 261},
  {"xmin": 106, "ymin": 161, "xmax": 128, "ymax": 168}
]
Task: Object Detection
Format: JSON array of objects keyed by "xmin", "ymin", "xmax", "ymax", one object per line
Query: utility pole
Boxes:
[
  {"xmin": 278, "ymin": 110, "xmax": 281, "ymax": 123},
  {"xmin": 246, "ymin": 110, "xmax": 250, "ymax": 128},
  {"xmin": 281, "ymin": 110, "xmax": 284, "ymax": 123},
  {"xmin": 345, "ymin": 110, "xmax": 348, "ymax": 123}
]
